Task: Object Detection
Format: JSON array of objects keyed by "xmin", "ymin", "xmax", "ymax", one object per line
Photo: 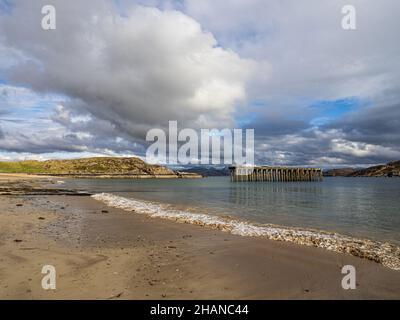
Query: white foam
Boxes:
[{"xmin": 91, "ymin": 192, "xmax": 400, "ymax": 270}]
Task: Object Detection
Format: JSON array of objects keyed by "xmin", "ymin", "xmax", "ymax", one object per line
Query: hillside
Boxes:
[
  {"xmin": 324, "ymin": 161, "xmax": 400, "ymax": 177},
  {"xmin": 348, "ymin": 160, "xmax": 400, "ymax": 177},
  {"xmin": 0, "ymin": 157, "xmax": 201, "ymax": 178}
]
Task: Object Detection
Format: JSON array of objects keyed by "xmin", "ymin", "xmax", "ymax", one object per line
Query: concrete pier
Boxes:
[{"xmin": 229, "ymin": 166, "xmax": 323, "ymax": 182}]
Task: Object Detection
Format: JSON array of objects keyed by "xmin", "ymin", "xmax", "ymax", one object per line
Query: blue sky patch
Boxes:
[
  {"xmin": 0, "ymin": 0, "xmax": 14, "ymax": 15},
  {"xmin": 309, "ymin": 97, "xmax": 367, "ymax": 126}
]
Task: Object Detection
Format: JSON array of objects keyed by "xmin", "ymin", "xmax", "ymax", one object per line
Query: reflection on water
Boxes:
[
  {"xmin": 64, "ymin": 177, "xmax": 400, "ymax": 244},
  {"xmin": 229, "ymin": 183, "xmax": 322, "ymax": 208}
]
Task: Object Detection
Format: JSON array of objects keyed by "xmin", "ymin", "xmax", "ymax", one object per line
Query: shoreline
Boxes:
[
  {"xmin": 0, "ymin": 176, "xmax": 399, "ymax": 299},
  {"xmin": 0, "ymin": 172, "xmax": 203, "ymax": 179},
  {"xmin": 92, "ymin": 192, "xmax": 400, "ymax": 271}
]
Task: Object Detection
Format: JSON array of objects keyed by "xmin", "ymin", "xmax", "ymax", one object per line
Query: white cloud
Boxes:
[
  {"xmin": 331, "ymin": 139, "xmax": 400, "ymax": 158},
  {"xmin": 1, "ymin": 1, "xmax": 255, "ymax": 134},
  {"xmin": 185, "ymin": 0, "xmax": 400, "ymax": 111}
]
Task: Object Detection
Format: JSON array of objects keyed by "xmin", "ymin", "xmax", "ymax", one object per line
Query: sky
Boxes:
[{"xmin": 0, "ymin": 0, "xmax": 399, "ymax": 167}]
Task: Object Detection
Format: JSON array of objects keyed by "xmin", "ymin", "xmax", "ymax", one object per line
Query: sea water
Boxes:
[{"xmin": 64, "ymin": 176, "xmax": 400, "ymax": 245}]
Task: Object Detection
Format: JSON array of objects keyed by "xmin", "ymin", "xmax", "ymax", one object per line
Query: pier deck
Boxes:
[{"xmin": 229, "ymin": 166, "xmax": 323, "ymax": 182}]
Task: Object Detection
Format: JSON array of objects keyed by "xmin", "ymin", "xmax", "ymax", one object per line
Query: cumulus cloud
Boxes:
[
  {"xmin": 183, "ymin": 0, "xmax": 400, "ymax": 166},
  {"xmin": 185, "ymin": 0, "xmax": 400, "ymax": 101},
  {"xmin": 1, "ymin": 1, "xmax": 255, "ymax": 135}
]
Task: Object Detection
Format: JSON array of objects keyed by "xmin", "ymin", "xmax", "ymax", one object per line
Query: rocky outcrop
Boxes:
[{"xmin": 0, "ymin": 180, "xmax": 92, "ymax": 196}]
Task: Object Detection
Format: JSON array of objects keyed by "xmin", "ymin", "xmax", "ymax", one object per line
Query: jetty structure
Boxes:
[{"xmin": 229, "ymin": 166, "xmax": 323, "ymax": 182}]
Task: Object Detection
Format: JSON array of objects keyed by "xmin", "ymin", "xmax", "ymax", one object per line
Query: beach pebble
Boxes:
[{"xmin": 16, "ymin": 204, "xmax": 23, "ymax": 207}]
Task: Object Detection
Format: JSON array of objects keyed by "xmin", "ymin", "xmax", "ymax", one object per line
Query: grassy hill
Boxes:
[
  {"xmin": 349, "ymin": 160, "xmax": 400, "ymax": 177},
  {"xmin": 0, "ymin": 157, "xmax": 178, "ymax": 176},
  {"xmin": 323, "ymin": 161, "xmax": 400, "ymax": 177}
]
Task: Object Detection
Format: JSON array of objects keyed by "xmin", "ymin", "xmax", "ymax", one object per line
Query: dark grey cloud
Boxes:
[
  {"xmin": 248, "ymin": 116, "xmax": 310, "ymax": 137},
  {"xmin": 0, "ymin": 125, "xmax": 147, "ymax": 155},
  {"xmin": 325, "ymin": 103, "xmax": 400, "ymax": 146}
]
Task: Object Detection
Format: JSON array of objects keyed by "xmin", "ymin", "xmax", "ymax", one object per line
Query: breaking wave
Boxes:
[{"xmin": 92, "ymin": 192, "xmax": 400, "ymax": 270}]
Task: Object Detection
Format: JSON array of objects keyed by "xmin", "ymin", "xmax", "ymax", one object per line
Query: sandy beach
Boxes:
[{"xmin": 0, "ymin": 174, "xmax": 399, "ymax": 299}]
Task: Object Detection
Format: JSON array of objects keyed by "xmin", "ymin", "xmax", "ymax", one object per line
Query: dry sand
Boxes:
[{"xmin": 0, "ymin": 175, "xmax": 399, "ymax": 299}]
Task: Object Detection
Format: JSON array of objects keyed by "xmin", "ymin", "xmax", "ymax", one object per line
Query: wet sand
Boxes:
[{"xmin": 0, "ymin": 175, "xmax": 399, "ymax": 299}]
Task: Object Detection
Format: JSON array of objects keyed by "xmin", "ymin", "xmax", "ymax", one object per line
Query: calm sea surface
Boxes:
[{"xmin": 64, "ymin": 177, "xmax": 400, "ymax": 245}]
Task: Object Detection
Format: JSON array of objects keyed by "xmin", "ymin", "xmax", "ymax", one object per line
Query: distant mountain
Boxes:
[
  {"xmin": 324, "ymin": 161, "xmax": 400, "ymax": 177},
  {"xmin": 323, "ymin": 168, "xmax": 359, "ymax": 177},
  {"xmin": 182, "ymin": 166, "xmax": 230, "ymax": 177},
  {"xmin": 0, "ymin": 157, "xmax": 201, "ymax": 178}
]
